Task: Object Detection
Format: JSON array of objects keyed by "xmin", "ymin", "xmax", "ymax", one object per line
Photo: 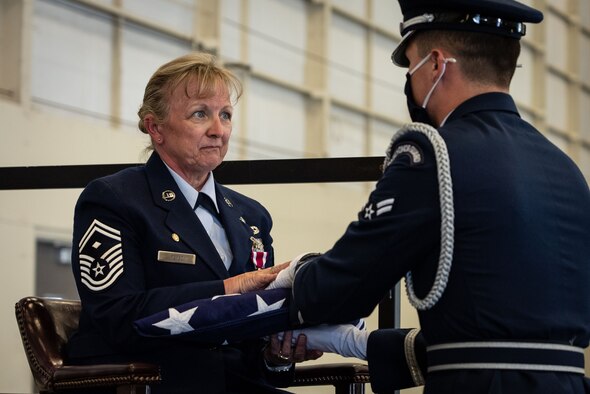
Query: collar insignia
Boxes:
[{"xmin": 162, "ymin": 190, "xmax": 176, "ymax": 201}]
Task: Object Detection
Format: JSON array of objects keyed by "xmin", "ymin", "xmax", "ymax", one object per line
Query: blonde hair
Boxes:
[{"xmin": 137, "ymin": 52, "xmax": 243, "ymax": 134}]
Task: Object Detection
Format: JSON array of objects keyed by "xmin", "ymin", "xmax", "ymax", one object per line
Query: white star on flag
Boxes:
[
  {"xmin": 248, "ymin": 295, "xmax": 285, "ymax": 316},
  {"xmin": 153, "ymin": 306, "xmax": 198, "ymax": 335}
]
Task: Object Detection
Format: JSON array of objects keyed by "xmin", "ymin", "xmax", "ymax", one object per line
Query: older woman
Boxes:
[{"xmin": 67, "ymin": 53, "xmax": 320, "ymax": 394}]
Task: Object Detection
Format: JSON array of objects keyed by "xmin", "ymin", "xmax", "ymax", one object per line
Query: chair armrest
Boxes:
[
  {"xmin": 291, "ymin": 362, "xmax": 369, "ymax": 387},
  {"xmin": 51, "ymin": 362, "xmax": 161, "ymax": 391}
]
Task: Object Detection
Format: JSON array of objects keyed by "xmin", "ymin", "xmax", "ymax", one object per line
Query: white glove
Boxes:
[
  {"xmin": 266, "ymin": 253, "xmax": 317, "ymax": 290},
  {"xmin": 289, "ymin": 320, "xmax": 369, "ymax": 360}
]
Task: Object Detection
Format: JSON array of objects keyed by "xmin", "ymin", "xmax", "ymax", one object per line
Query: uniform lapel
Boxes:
[
  {"xmin": 215, "ymin": 184, "xmax": 253, "ymax": 276},
  {"xmin": 146, "ymin": 153, "xmax": 229, "ymax": 279}
]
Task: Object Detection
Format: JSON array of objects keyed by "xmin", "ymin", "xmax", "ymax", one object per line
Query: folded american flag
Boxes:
[{"xmin": 133, "ymin": 288, "xmax": 294, "ymax": 344}]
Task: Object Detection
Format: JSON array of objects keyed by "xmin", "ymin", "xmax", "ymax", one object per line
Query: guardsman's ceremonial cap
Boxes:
[{"xmin": 392, "ymin": 0, "xmax": 544, "ymax": 67}]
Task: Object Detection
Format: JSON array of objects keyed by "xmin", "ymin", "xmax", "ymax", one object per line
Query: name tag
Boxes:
[{"xmin": 157, "ymin": 251, "xmax": 196, "ymax": 265}]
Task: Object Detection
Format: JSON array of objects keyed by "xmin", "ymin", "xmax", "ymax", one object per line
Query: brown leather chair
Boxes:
[
  {"xmin": 14, "ymin": 296, "xmax": 161, "ymax": 393},
  {"xmin": 15, "ymin": 296, "xmax": 371, "ymax": 393}
]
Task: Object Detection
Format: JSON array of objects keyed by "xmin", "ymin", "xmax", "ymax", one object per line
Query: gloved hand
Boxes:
[
  {"xmin": 266, "ymin": 253, "xmax": 320, "ymax": 289},
  {"xmin": 285, "ymin": 320, "xmax": 369, "ymax": 360}
]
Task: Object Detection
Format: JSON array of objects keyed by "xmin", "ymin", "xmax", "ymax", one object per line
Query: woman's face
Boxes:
[{"xmin": 156, "ymin": 78, "xmax": 233, "ymax": 181}]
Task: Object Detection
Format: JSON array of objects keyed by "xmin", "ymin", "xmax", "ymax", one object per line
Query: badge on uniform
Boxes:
[
  {"xmin": 162, "ymin": 190, "xmax": 176, "ymax": 201},
  {"xmin": 78, "ymin": 219, "xmax": 124, "ymax": 291},
  {"xmin": 224, "ymin": 197, "xmax": 233, "ymax": 207},
  {"xmin": 391, "ymin": 142, "xmax": 423, "ymax": 166},
  {"xmin": 250, "ymin": 236, "xmax": 267, "ymax": 269},
  {"xmin": 362, "ymin": 197, "xmax": 395, "ymax": 220},
  {"xmin": 157, "ymin": 250, "xmax": 196, "ymax": 265}
]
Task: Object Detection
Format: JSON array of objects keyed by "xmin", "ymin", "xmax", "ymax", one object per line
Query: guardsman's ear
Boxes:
[
  {"xmin": 431, "ymin": 49, "xmax": 444, "ymax": 72},
  {"xmin": 430, "ymin": 49, "xmax": 456, "ymax": 79}
]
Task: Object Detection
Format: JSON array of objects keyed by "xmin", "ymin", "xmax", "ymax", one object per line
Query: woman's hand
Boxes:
[
  {"xmin": 223, "ymin": 262, "xmax": 290, "ymax": 294},
  {"xmin": 264, "ymin": 331, "xmax": 323, "ymax": 367}
]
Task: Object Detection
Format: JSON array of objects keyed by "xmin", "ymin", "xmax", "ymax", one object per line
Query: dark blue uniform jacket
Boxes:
[
  {"xmin": 67, "ymin": 152, "xmax": 288, "ymax": 394},
  {"xmin": 292, "ymin": 93, "xmax": 590, "ymax": 393}
]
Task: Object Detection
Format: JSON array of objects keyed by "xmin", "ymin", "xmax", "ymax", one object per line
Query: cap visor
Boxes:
[{"xmin": 391, "ymin": 31, "xmax": 414, "ymax": 67}]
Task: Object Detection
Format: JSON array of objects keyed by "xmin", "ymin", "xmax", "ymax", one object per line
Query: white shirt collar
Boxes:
[
  {"xmin": 439, "ymin": 109, "xmax": 455, "ymax": 127},
  {"xmin": 164, "ymin": 164, "xmax": 219, "ymax": 213}
]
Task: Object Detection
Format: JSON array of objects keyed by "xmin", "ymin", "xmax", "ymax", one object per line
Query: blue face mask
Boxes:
[{"xmin": 404, "ymin": 53, "xmax": 456, "ymax": 126}]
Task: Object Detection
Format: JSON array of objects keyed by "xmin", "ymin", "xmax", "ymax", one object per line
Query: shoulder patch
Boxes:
[
  {"xmin": 391, "ymin": 142, "xmax": 424, "ymax": 166},
  {"xmin": 78, "ymin": 219, "xmax": 124, "ymax": 291},
  {"xmin": 361, "ymin": 197, "xmax": 395, "ymax": 220}
]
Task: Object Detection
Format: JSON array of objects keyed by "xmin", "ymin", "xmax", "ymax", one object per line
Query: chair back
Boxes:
[
  {"xmin": 15, "ymin": 296, "xmax": 161, "ymax": 393},
  {"xmin": 15, "ymin": 296, "xmax": 81, "ymax": 390}
]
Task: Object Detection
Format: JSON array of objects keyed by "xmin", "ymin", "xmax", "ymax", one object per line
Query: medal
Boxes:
[
  {"xmin": 250, "ymin": 236, "xmax": 267, "ymax": 269},
  {"xmin": 250, "ymin": 236, "xmax": 264, "ymax": 252},
  {"xmin": 251, "ymin": 250, "xmax": 268, "ymax": 270}
]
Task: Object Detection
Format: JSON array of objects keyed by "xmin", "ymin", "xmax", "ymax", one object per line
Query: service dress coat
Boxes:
[
  {"xmin": 67, "ymin": 152, "xmax": 288, "ymax": 394},
  {"xmin": 291, "ymin": 93, "xmax": 590, "ymax": 393}
]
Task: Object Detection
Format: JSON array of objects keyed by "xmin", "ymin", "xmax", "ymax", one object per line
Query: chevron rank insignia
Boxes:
[
  {"xmin": 362, "ymin": 197, "xmax": 395, "ymax": 220},
  {"xmin": 78, "ymin": 219, "xmax": 124, "ymax": 291}
]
